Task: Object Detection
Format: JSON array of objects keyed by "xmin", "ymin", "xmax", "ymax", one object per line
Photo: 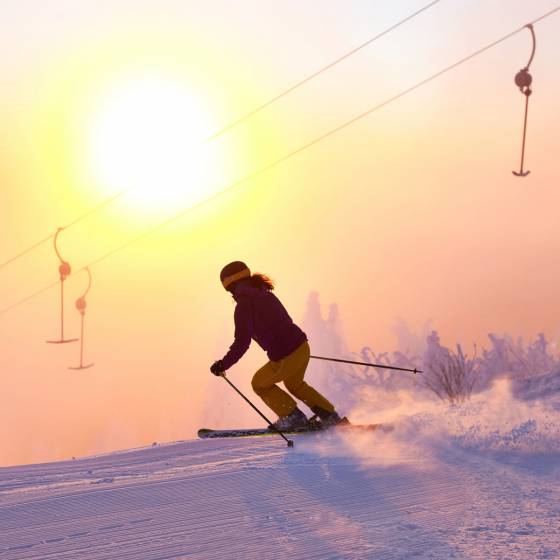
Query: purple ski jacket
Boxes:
[{"xmin": 221, "ymin": 281, "xmax": 307, "ymax": 370}]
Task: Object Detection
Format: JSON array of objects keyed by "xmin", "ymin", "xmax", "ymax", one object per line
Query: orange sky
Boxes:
[{"xmin": 1, "ymin": 1, "xmax": 560, "ymax": 467}]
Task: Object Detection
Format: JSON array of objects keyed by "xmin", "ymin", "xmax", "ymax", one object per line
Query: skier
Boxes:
[{"xmin": 210, "ymin": 261, "xmax": 343, "ymax": 430}]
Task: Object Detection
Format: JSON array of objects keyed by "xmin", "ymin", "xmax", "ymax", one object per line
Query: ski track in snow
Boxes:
[{"xmin": 0, "ymin": 434, "xmax": 558, "ymax": 560}]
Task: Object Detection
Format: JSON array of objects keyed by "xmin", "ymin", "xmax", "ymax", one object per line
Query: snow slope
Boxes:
[{"xmin": 1, "ymin": 413, "xmax": 559, "ymax": 560}]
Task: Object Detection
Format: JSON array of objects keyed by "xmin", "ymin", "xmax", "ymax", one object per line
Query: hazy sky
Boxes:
[{"xmin": 1, "ymin": 1, "xmax": 560, "ymax": 466}]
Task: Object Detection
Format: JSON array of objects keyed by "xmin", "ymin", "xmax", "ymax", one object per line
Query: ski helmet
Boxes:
[{"xmin": 220, "ymin": 261, "xmax": 251, "ymax": 290}]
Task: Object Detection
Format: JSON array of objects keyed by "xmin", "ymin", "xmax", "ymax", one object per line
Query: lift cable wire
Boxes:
[
  {"xmin": 1, "ymin": 5, "xmax": 559, "ymax": 318},
  {"xmin": 0, "ymin": 1, "xmax": 442, "ymax": 272},
  {"xmin": 205, "ymin": 0, "xmax": 442, "ymax": 141},
  {"xmin": 0, "ymin": 193, "xmax": 122, "ymax": 270}
]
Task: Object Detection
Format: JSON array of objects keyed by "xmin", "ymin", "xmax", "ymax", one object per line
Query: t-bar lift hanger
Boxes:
[
  {"xmin": 69, "ymin": 267, "xmax": 94, "ymax": 370},
  {"xmin": 46, "ymin": 227, "xmax": 78, "ymax": 344},
  {"xmin": 512, "ymin": 24, "xmax": 536, "ymax": 177}
]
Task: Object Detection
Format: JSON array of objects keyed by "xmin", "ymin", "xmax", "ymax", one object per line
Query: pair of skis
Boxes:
[{"xmin": 198, "ymin": 420, "xmax": 385, "ymax": 441}]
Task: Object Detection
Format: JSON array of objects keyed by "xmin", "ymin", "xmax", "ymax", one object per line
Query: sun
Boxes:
[{"xmin": 86, "ymin": 74, "xmax": 213, "ymax": 211}]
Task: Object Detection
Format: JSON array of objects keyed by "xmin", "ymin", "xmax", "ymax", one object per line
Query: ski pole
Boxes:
[
  {"xmin": 310, "ymin": 355, "xmax": 422, "ymax": 374},
  {"xmin": 219, "ymin": 373, "xmax": 295, "ymax": 448}
]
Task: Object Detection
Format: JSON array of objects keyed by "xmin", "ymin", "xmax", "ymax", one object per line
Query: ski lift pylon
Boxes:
[
  {"xmin": 46, "ymin": 227, "xmax": 78, "ymax": 344},
  {"xmin": 512, "ymin": 24, "xmax": 536, "ymax": 177},
  {"xmin": 69, "ymin": 267, "xmax": 94, "ymax": 370}
]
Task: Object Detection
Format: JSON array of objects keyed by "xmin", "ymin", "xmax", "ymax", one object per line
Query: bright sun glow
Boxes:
[{"xmin": 87, "ymin": 75, "xmax": 213, "ymax": 211}]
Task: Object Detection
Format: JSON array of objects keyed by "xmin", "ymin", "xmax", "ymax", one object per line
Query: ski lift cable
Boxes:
[
  {"xmin": 0, "ymin": 193, "xmax": 123, "ymax": 270},
  {"xmin": 1, "ymin": 5, "xmax": 559, "ymax": 318},
  {"xmin": 0, "ymin": 1, "xmax": 442, "ymax": 272},
  {"xmin": 205, "ymin": 0, "xmax": 443, "ymax": 142}
]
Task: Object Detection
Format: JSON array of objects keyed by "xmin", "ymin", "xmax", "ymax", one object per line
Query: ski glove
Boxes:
[{"xmin": 210, "ymin": 360, "xmax": 225, "ymax": 376}]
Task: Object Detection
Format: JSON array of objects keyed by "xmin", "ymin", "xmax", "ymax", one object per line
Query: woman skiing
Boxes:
[{"xmin": 210, "ymin": 261, "xmax": 342, "ymax": 430}]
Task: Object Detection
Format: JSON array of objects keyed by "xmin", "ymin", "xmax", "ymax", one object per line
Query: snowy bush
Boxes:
[
  {"xmin": 420, "ymin": 331, "xmax": 560, "ymax": 403},
  {"xmin": 477, "ymin": 332, "xmax": 559, "ymax": 385},
  {"xmin": 422, "ymin": 331, "xmax": 477, "ymax": 404},
  {"xmin": 301, "ymin": 293, "xmax": 559, "ymax": 411}
]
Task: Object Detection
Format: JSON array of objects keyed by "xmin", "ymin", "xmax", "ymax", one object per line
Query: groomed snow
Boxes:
[{"xmin": 1, "ymin": 379, "xmax": 559, "ymax": 560}]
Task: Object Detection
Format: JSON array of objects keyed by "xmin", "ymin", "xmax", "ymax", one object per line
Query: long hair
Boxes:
[{"xmin": 248, "ymin": 273, "xmax": 274, "ymax": 291}]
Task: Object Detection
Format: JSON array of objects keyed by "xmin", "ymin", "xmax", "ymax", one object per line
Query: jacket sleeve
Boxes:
[{"xmin": 221, "ymin": 298, "xmax": 253, "ymax": 370}]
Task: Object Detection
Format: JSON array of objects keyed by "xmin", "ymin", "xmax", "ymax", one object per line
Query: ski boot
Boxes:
[
  {"xmin": 270, "ymin": 407, "xmax": 308, "ymax": 431},
  {"xmin": 311, "ymin": 406, "xmax": 348, "ymax": 428}
]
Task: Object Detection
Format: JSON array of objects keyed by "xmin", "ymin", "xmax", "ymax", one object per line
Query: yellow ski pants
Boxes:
[{"xmin": 251, "ymin": 341, "xmax": 335, "ymax": 417}]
